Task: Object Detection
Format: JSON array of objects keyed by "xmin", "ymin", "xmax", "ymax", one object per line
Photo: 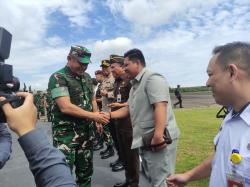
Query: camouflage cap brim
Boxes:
[{"xmin": 78, "ymin": 56, "xmax": 91, "ymax": 64}]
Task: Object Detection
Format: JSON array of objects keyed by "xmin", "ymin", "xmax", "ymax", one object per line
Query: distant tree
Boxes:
[{"xmin": 23, "ymin": 83, "xmax": 27, "ymax": 92}]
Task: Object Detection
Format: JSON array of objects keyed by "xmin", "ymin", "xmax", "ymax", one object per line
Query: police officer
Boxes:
[
  {"xmin": 48, "ymin": 45, "xmax": 109, "ymax": 187},
  {"xmin": 109, "ymin": 54, "xmax": 139, "ymax": 186},
  {"xmin": 93, "ymin": 70, "xmax": 105, "ymax": 151},
  {"xmin": 99, "ymin": 60, "xmax": 116, "ymax": 159}
]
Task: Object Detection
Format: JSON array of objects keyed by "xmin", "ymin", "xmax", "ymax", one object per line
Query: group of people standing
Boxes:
[
  {"xmin": 45, "ymin": 41, "xmax": 250, "ymax": 187},
  {"xmin": 1, "ymin": 41, "xmax": 250, "ymax": 187},
  {"xmin": 47, "ymin": 46, "xmax": 180, "ymax": 187}
]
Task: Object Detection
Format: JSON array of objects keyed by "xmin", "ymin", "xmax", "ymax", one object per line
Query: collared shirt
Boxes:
[
  {"xmin": 113, "ymin": 77, "xmax": 132, "ymax": 131},
  {"xmin": 0, "ymin": 123, "xmax": 11, "ymax": 169},
  {"xmin": 210, "ymin": 105, "xmax": 250, "ymax": 186},
  {"xmin": 100, "ymin": 74, "xmax": 115, "ymax": 112},
  {"xmin": 48, "ymin": 66, "xmax": 93, "ymax": 129},
  {"xmin": 128, "ymin": 68, "xmax": 180, "ymax": 149}
]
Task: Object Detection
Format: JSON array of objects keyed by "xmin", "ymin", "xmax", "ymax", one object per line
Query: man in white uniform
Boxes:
[{"xmin": 167, "ymin": 42, "xmax": 250, "ymax": 187}]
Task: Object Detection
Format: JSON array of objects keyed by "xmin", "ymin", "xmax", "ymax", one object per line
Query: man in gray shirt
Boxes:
[{"xmin": 109, "ymin": 49, "xmax": 180, "ymax": 187}]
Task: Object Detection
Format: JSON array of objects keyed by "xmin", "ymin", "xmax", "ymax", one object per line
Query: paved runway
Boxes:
[{"xmin": 0, "ymin": 122, "xmax": 149, "ymax": 187}]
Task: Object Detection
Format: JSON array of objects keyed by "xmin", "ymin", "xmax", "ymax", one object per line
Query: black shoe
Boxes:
[
  {"xmin": 110, "ymin": 159, "xmax": 120, "ymax": 167},
  {"xmin": 101, "ymin": 148, "xmax": 114, "ymax": 159},
  {"xmin": 112, "ymin": 162, "xmax": 124, "ymax": 172},
  {"xmin": 100, "ymin": 147, "xmax": 109, "ymax": 155},
  {"xmin": 93, "ymin": 143, "xmax": 104, "ymax": 151},
  {"xmin": 114, "ymin": 181, "xmax": 129, "ymax": 187}
]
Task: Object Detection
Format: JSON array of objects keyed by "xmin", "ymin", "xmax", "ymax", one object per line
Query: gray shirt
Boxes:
[
  {"xmin": 19, "ymin": 128, "xmax": 77, "ymax": 187},
  {"xmin": 128, "ymin": 68, "xmax": 180, "ymax": 149}
]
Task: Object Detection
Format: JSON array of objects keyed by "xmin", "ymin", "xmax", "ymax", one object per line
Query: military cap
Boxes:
[
  {"xmin": 95, "ymin": 70, "xmax": 104, "ymax": 75},
  {"xmin": 100, "ymin": 59, "xmax": 110, "ymax": 67},
  {"xmin": 69, "ymin": 45, "xmax": 91, "ymax": 64},
  {"xmin": 110, "ymin": 54, "xmax": 124, "ymax": 65}
]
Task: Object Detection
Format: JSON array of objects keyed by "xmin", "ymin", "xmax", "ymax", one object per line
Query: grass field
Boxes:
[{"xmin": 174, "ymin": 106, "xmax": 223, "ymax": 187}]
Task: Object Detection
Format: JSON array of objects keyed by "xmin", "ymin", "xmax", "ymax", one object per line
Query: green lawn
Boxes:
[{"xmin": 174, "ymin": 106, "xmax": 222, "ymax": 187}]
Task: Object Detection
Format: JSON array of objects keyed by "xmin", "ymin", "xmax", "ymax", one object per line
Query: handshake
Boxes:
[
  {"xmin": 92, "ymin": 111, "xmax": 111, "ymax": 125},
  {"xmin": 93, "ymin": 102, "xmax": 125, "ymax": 125}
]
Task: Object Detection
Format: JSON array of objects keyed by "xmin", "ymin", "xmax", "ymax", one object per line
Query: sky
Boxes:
[{"xmin": 0, "ymin": 0, "xmax": 250, "ymax": 90}]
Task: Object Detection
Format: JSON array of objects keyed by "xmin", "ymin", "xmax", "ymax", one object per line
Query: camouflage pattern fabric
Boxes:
[
  {"xmin": 46, "ymin": 91, "xmax": 53, "ymax": 122},
  {"xmin": 48, "ymin": 66, "xmax": 95, "ymax": 187},
  {"xmin": 34, "ymin": 92, "xmax": 45, "ymax": 119}
]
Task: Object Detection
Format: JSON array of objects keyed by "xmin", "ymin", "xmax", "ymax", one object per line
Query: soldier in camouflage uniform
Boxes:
[
  {"xmin": 34, "ymin": 91, "xmax": 43, "ymax": 119},
  {"xmin": 48, "ymin": 45, "xmax": 109, "ymax": 187},
  {"xmin": 45, "ymin": 90, "xmax": 53, "ymax": 122}
]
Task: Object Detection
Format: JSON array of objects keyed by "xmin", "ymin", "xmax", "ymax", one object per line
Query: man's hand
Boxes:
[
  {"xmin": 107, "ymin": 102, "xmax": 122, "ymax": 108},
  {"xmin": 166, "ymin": 173, "xmax": 190, "ymax": 187},
  {"xmin": 100, "ymin": 90, "xmax": 108, "ymax": 97},
  {"xmin": 151, "ymin": 134, "xmax": 167, "ymax": 151},
  {"xmin": 0, "ymin": 92, "xmax": 37, "ymax": 137},
  {"xmin": 95, "ymin": 123, "xmax": 103, "ymax": 134},
  {"xmin": 92, "ymin": 112, "xmax": 110, "ymax": 124}
]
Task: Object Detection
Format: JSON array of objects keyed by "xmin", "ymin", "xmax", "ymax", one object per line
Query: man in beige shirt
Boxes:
[{"xmin": 99, "ymin": 60, "xmax": 115, "ymax": 159}]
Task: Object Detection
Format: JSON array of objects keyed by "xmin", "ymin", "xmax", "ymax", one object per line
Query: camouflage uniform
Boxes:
[
  {"xmin": 34, "ymin": 92, "xmax": 44, "ymax": 119},
  {"xmin": 48, "ymin": 65, "xmax": 94, "ymax": 186},
  {"xmin": 46, "ymin": 91, "xmax": 53, "ymax": 122}
]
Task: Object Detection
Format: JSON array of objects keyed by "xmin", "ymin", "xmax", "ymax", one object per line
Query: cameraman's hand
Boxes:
[{"xmin": 0, "ymin": 92, "xmax": 37, "ymax": 137}]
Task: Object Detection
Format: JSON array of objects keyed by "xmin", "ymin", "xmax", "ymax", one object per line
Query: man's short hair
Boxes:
[
  {"xmin": 124, "ymin": 48, "xmax": 146, "ymax": 66},
  {"xmin": 95, "ymin": 70, "xmax": 104, "ymax": 75},
  {"xmin": 213, "ymin": 42, "xmax": 250, "ymax": 75}
]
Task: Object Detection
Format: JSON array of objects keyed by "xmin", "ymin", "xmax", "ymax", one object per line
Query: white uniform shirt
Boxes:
[{"xmin": 209, "ymin": 105, "xmax": 250, "ymax": 187}]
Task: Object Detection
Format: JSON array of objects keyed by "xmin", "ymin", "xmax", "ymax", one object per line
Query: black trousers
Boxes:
[
  {"xmin": 174, "ymin": 96, "xmax": 182, "ymax": 108},
  {"xmin": 117, "ymin": 128, "xmax": 139, "ymax": 186},
  {"xmin": 108, "ymin": 119, "xmax": 121, "ymax": 159}
]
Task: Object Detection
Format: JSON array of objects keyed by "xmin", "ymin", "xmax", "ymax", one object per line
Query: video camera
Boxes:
[{"xmin": 0, "ymin": 27, "xmax": 24, "ymax": 123}]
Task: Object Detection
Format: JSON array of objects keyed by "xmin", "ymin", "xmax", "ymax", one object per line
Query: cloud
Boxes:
[
  {"xmin": 46, "ymin": 35, "xmax": 64, "ymax": 46},
  {"xmin": 56, "ymin": 0, "xmax": 93, "ymax": 27},
  {"xmin": 2, "ymin": 0, "xmax": 250, "ymax": 90},
  {"xmin": 0, "ymin": 0, "xmax": 93, "ymax": 90},
  {"xmin": 106, "ymin": 0, "xmax": 227, "ymax": 34},
  {"xmin": 83, "ymin": 37, "xmax": 133, "ymax": 78},
  {"xmin": 92, "ymin": 37, "xmax": 133, "ymax": 60}
]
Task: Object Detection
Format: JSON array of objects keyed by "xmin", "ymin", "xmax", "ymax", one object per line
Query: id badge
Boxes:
[
  {"xmin": 227, "ymin": 173, "xmax": 244, "ymax": 187},
  {"xmin": 117, "ymin": 94, "xmax": 121, "ymax": 103}
]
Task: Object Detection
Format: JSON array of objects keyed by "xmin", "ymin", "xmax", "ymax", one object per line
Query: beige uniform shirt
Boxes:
[{"xmin": 100, "ymin": 74, "xmax": 115, "ymax": 112}]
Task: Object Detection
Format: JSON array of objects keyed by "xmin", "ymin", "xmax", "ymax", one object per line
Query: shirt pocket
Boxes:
[
  {"xmin": 242, "ymin": 157, "xmax": 250, "ymax": 184},
  {"xmin": 231, "ymin": 156, "xmax": 250, "ymax": 184}
]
